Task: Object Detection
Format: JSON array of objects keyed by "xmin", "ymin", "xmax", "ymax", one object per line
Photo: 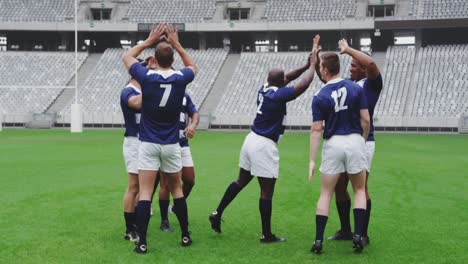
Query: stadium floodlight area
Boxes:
[
  {"xmin": 0, "ymin": 51, "xmax": 87, "ymax": 124},
  {"xmin": 127, "ymin": 0, "xmax": 216, "ymax": 23}
]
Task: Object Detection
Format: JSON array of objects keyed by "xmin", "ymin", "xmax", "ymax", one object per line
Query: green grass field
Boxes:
[{"xmin": 0, "ymin": 129, "xmax": 467, "ymax": 264}]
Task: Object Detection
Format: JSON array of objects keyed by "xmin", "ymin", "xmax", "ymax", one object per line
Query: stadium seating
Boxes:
[
  {"xmin": 213, "ymin": 52, "xmax": 352, "ymax": 126},
  {"xmin": 374, "ymin": 45, "xmax": 416, "ymax": 117},
  {"xmin": 412, "ymin": 0, "xmax": 468, "ymax": 19},
  {"xmin": 0, "ymin": 51, "xmax": 87, "ymax": 114},
  {"xmin": 264, "ymin": 0, "xmax": 356, "ymax": 21},
  {"xmin": 409, "ymin": 44, "xmax": 468, "ymax": 117},
  {"xmin": 127, "ymin": 0, "xmax": 216, "ymax": 23},
  {"xmin": 60, "ymin": 48, "xmax": 227, "ymax": 116},
  {"xmin": 0, "ymin": 0, "xmax": 73, "ymax": 22}
]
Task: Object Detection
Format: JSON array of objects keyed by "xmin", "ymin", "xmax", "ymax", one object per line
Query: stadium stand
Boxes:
[
  {"xmin": 374, "ymin": 45, "xmax": 416, "ymax": 118},
  {"xmin": 414, "ymin": 0, "xmax": 468, "ymax": 19},
  {"xmin": 264, "ymin": 0, "xmax": 356, "ymax": 21},
  {"xmin": 0, "ymin": 0, "xmax": 73, "ymax": 22},
  {"xmin": 59, "ymin": 48, "xmax": 228, "ymax": 122},
  {"xmin": 0, "ymin": 51, "xmax": 87, "ymax": 115},
  {"xmin": 127, "ymin": 0, "xmax": 216, "ymax": 23},
  {"xmin": 212, "ymin": 52, "xmax": 352, "ymax": 126},
  {"xmin": 409, "ymin": 44, "xmax": 468, "ymax": 117}
]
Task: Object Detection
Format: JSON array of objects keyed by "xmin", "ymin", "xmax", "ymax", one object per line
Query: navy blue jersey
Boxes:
[
  {"xmin": 312, "ymin": 78, "xmax": 368, "ymax": 139},
  {"xmin": 179, "ymin": 93, "xmax": 198, "ymax": 147},
  {"xmin": 355, "ymin": 74, "xmax": 383, "ymax": 141},
  {"xmin": 251, "ymin": 84, "xmax": 297, "ymax": 143},
  {"xmin": 129, "ymin": 62, "xmax": 195, "ymax": 144},
  {"xmin": 120, "ymin": 83, "xmax": 141, "ymax": 137}
]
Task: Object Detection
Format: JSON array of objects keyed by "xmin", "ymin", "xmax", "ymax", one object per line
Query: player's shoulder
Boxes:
[{"xmin": 121, "ymin": 83, "xmax": 141, "ymax": 95}]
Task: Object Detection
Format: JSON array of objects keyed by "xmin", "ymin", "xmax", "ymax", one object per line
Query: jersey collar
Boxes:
[
  {"xmin": 326, "ymin": 77, "xmax": 344, "ymax": 85},
  {"xmin": 263, "ymin": 83, "xmax": 279, "ymax": 92},
  {"xmin": 127, "ymin": 83, "xmax": 141, "ymax": 93}
]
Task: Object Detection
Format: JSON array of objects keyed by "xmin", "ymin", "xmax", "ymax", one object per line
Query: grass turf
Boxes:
[{"xmin": 0, "ymin": 129, "xmax": 467, "ymax": 263}]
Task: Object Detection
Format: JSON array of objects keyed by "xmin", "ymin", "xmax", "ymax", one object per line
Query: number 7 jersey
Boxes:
[
  {"xmin": 129, "ymin": 62, "xmax": 195, "ymax": 144},
  {"xmin": 312, "ymin": 78, "xmax": 368, "ymax": 139}
]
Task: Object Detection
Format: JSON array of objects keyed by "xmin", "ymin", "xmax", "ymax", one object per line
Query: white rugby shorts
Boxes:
[
  {"xmin": 365, "ymin": 141, "xmax": 375, "ymax": 173},
  {"xmin": 123, "ymin": 137, "xmax": 140, "ymax": 174},
  {"xmin": 138, "ymin": 141, "xmax": 182, "ymax": 173},
  {"xmin": 239, "ymin": 132, "xmax": 279, "ymax": 178},
  {"xmin": 320, "ymin": 133, "xmax": 367, "ymax": 175},
  {"xmin": 181, "ymin": 146, "xmax": 194, "ymax": 167}
]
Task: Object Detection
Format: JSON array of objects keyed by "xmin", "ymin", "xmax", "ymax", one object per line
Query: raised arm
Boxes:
[
  {"xmin": 166, "ymin": 24, "xmax": 198, "ymax": 75},
  {"xmin": 339, "ymin": 38, "xmax": 380, "ymax": 80},
  {"xmin": 293, "ymin": 35, "xmax": 320, "ymax": 97},
  {"xmin": 283, "ymin": 60, "xmax": 309, "ymax": 86},
  {"xmin": 312, "ymin": 35, "xmax": 326, "ymax": 84},
  {"xmin": 122, "ymin": 23, "xmax": 166, "ymax": 70},
  {"xmin": 309, "ymin": 120, "xmax": 323, "ymax": 183}
]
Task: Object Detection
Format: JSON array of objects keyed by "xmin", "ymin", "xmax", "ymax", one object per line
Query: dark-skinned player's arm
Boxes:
[
  {"xmin": 293, "ymin": 35, "xmax": 320, "ymax": 97},
  {"xmin": 338, "ymin": 38, "xmax": 380, "ymax": 80}
]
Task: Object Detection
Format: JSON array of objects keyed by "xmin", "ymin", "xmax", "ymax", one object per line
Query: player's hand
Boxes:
[
  {"xmin": 338, "ymin": 38, "xmax": 349, "ymax": 54},
  {"xmin": 309, "ymin": 160, "xmax": 315, "ymax": 183},
  {"xmin": 185, "ymin": 124, "xmax": 196, "ymax": 139},
  {"xmin": 143, "ymin": 23, "xmax": 166, "ymax": 46},
  {"xmin": 312, "ymin": 34, "xmax": 320, "ymax": 51},
  {"xmin": 165, "ymin": 24, "xmax": 180, "ymax": 48}
]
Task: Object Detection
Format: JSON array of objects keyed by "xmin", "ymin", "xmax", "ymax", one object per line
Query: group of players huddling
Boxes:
[{"xmin": 119, "ymin": 23, "xmax": 382, "ymax": 255}]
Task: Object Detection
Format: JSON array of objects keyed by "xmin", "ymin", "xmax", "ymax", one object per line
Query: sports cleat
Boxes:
[
  {"xmin": 181, "ymin": 236, "xmax": 192, "ymax": 247},
  {"xmin": 260, "ymin": 234, "xmax": 286, "ymax": 243},
  {"xmin": 352, "ymin": 234, "xmax": 365, "ymax": 253},
  {"xmin": 160, "ymin": 219, "xmax": 173, "ymax": 232},
  {"xmin": 327, "ymin": 229, "xmax": 354, "ymax": 240},
  {"xmin": 310, "ymin": 240, "xmax": 323, "ymax": 254},
  {"xmin": 124, "ymin": 231, "xmax": 139, "ymax": 242},
  {"xmin": 362, "ymin": 235, "xmax": 370, "ymax": 246},
  {"xmin": 209, "ymin": 211, "xmax": 222, "ymax": 234},
  {"xmin": 134, "ymin": 243, "xmax": 147, "ymax": 254}
]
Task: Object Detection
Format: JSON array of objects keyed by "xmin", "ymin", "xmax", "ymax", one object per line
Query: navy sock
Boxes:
[
  {"xmin": 315, "ymin": 215, "xmax": 328, "ymax": 241},
  {"xmin": 173, "ymin": 197, "xmax": 190, "ymax": 237},
  {"xmin": 136, "ymin": 200, "xmax": 152, "ymax": 245},
  {"xmin": 159, "ymin": 199, "xmax": 169, "ymax": 221},
  {"xmin": 353, "ymin": 208, "xmax": 366, "ymax": 236},
  {"xmin": 336, "ymin": 200, "xmax": 351, "ymax": 232},
  {"xmin": 216, "ymin": 182, "xmax": 242, "ymax": 217},
  {"xmin": 363, "ymin": 200, "xmax": 371, "ymax": 236},
  {"xmin": 124, "ymin": 212, "xmax": 136, "ymax": 233},
  {"xmin": 259, "ymin": 199, "xmax": 273, "ymax": 237}
]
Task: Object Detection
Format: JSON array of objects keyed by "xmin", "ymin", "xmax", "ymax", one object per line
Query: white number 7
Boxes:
[{"xmin": 159, "ymin": 84, "xmax": 172, "ymax": 107}]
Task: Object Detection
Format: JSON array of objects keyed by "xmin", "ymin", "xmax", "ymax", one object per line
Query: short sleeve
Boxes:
[
  {"xmin": 359, "ymin": 87, "xmax": 369, "ymax": 110},
  {"xmin": 367, "ymin": 74, "xmax": 383, "ymax": 92},
  {"xmin": 271, "ymin": 86, "xmax": 297, "ymax": 102},
  {"xmin": 312, "ymin": 96, "xmax": 323, "ymax": 122},
  {"xmin": 178, "ymin": 67, "xmax": 195, "ymax": 85},
  {"xmin": 129, "ymin": 62, "xmax": 149, "ymax": 85},
  {"xmin": 185, "ymin": 94, "xmax": 198, "ymax": 116},
  {"xmin": 120, "ymin": 88, "xmax": 140, "ymax": 106}
]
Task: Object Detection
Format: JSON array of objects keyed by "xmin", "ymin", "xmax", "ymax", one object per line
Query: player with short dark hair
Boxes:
[
  {"xmin": 317, "ymin": 39, "xmax": 383, "ymax": 246},
  {"xmin": 122, "ymin": 23, "xmax": 198, "ymax": 254},
  {"xmin": 208, "ymin": 36, "xmax": 320, "ymax": 243},
  {"xmin": 309, "ymin": 47, "xmax": 370, "ymax": 254}
]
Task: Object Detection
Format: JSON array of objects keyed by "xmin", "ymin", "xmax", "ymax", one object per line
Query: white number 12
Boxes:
[
  {"xmin": 331, "ymin": 87, "xmax": 348, "ymax": 113},
  {"xmin": 159, "ymin": 84, "xmax": 172, "ymax": 107}
]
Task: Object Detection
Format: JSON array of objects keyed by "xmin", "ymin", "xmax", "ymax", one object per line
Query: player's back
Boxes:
[
  {"xmin": 312, "ymin": 78, "xmax": 367, "ymax": 139},
  {"xmin": 252, "ymin": 85, "xmax": 296, "ymax": 143},
  {"xmin": 120, "ymin": 83, "xmax": 141, "ymax": 137},
  {"xmin": 129, "ymin": 64, "xmax": 195, "ymax": 145}
]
